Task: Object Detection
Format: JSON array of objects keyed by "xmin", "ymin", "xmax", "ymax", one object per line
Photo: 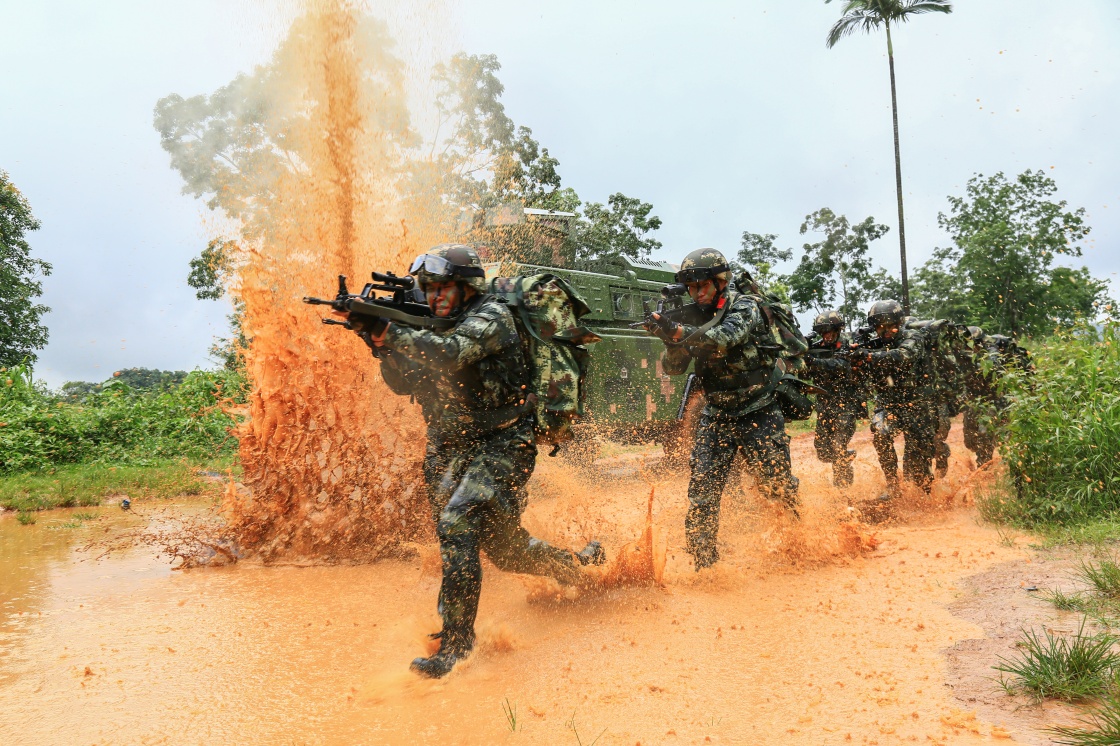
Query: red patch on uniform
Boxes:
[{"xmin": 717, "ymin": 297, "xmax": 726, "ymax": 310}]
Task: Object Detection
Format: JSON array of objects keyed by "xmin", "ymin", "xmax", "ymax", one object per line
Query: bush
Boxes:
[
  {"xmin": 0, "ymin": 363, "xmax": 244, "ymax": 474},
  {"xmin": 997, "ymin": 322, "xmax": 1120, "ymax": 526}
]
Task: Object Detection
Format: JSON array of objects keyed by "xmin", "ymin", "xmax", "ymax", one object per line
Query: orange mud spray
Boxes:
[{"xmin": 222, "ymin": 1, "xmax": 451, "ymax": 561}]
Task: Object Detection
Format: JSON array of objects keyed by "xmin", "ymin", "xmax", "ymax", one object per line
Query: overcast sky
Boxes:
[{"xmin": 3, "ymin": 1, "xmax": 1117, "ymax": 388}]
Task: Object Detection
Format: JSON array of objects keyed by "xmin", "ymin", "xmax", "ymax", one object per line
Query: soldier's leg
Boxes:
[
  {"xmin": 934, "ymin": 402, "xmax": 951, "ymax": 479},
  {"xmin": 871, "ymin": 409, "xmax": 900, "ymax": 494},
  {"xmin": 737, "ymin": 404, "xmax": 800, "ymax": 511},
  {"xmin": 833, "ymin": 411, "xmax": 858, "ymax": 488},
  {"xmin": 815, "ymin": 410, "xmax": 839, "ymax": 463},
  {"xmin": 686, "ymin": 413, "xmax": 738, "ymax": 569},
  {"xmin": 901, "ymin": 406, "xmax": 936, "ymax": 493},
  {"xmin": 476, "ymin": 425, "xmax": 585, "ymax": 585}
]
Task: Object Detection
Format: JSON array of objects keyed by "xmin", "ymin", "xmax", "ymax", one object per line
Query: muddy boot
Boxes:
[
  {"xmin": 860, "ymin": 478, "xmax": 899, "ymax": 524},
  {"xmin": 833, "ymin": 450, "xmax": 855, "ymax": 489},
  {"xmin": 576, "ymin": 541, "xmax": 606, "ymax": 566},
  {"xmin": 691, "ymin": 547, "xmax": 718, "ymax": 571},
  {"xmin": 410, "ymin": 630, "xmax": 474, "ymax": 679}
]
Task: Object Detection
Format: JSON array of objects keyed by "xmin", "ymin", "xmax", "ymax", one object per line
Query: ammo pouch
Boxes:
[{"xmin": 775, "ymin": 374, "xmax": 815, "ymax": 421}]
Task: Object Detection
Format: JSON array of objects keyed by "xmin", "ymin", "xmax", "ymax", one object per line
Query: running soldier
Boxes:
[
  {"xmin": 905, "ymin": 318, "xmax": 963, "ymax": 479},
  {"xmin": 855, "ymin": 300, "xmax": 938, "ymax": 502},
  {"xmin": 806, "ymin": 310, "xmax": 867, "ymax": 488},
  {"xmin": 359, "ymin": 243, "xmax": 603, "ymax": 678},
  {"xmin": 646, "ymin": 248, "xmax": 799, "ymax": 570}
]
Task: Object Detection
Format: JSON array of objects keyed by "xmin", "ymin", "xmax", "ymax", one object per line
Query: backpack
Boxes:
[
  {"xmin": 489, "ymin": 274, "xmax": 601, "ymax": 452},
  {"xmin": 733, "ymin": 274, "xmax": 814, "ymax": 418}
]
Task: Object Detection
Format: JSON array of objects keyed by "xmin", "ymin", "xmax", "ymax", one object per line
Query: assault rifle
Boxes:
[
  {"xmin": 630, "ymin": 283, "xmax": 693, "ymax": 335},
  {"xmin": 303, "ymin": 273, "xmax": 456, "ymax": 332}
]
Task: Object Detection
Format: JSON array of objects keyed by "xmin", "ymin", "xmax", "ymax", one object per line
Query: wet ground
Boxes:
[{"xmin": 0, "ymin": 425, "xmax": 1081, "ymax": 744}]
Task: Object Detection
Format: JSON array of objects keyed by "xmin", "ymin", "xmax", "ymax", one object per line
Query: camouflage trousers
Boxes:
[
  {"xmin": 424, "ymin": 419, "xmax": 581, "ymax": 648},
  {"xmin": 963, "ymin": 399, "xmax": 1001, "ymax": 466},
  {"xmin": 814, "ymin": 403, "xmax": 859, "ymax": 488},
  {"xmin": 934, "ymin": 401, "xmax": 953, "ymax": 478},
  {"xmin": 686, "ymin": 403, "xmax": 799, "ymax": 568},
  {"xmin": 870, "ymin": 402, "xmax": 938, "ymax": 493}
]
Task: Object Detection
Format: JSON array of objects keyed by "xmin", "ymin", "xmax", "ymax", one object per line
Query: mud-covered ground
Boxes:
[{"xmin": 0, "ymin": 423, "xmax": 1096, "ymax": 745}]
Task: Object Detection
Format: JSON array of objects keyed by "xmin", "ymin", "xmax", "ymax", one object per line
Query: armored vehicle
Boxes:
[{"xmin": 483, "ymin": 255, "xmax": 699, "ymax": 454}]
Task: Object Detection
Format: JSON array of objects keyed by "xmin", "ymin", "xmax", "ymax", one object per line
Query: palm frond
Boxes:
[
  {"xmin": 893, "ymin": 0, "xmax": 953, "ymax": 22},
  {"xmin": 826, "ymin": 9, "xmax": 882, "ymax": 48}
]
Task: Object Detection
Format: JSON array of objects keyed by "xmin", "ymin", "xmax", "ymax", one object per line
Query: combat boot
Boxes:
[
  {"xmin": 410, "ymin": 629, "xmax": 474, "ymax": 679},
  {"xmin": 576, "ymin": 540, "xmax": 606, "ymax": 566}
]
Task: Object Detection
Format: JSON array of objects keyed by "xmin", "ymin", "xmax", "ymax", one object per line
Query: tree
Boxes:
[
  {"xmin": 0, "ymin": 170, "xmax": 52, "ymax": 367},
  {"xmin": 931, "ymin": 170, "xmax": 1109, "ymax": 336},
  {"xmin": 738, "ymin": 232, "xmax": 793, "ymax": 291},
  {"xmin": 577, "ymin": 193, "xmax": 662, "ymax": 262},
  {"xmin": 825, "ymin": 0, "xmax": 953, "ymax": 314},
  {"xmin": 786, "ymin": 208, "xmax": 890, "ymax": 325}
]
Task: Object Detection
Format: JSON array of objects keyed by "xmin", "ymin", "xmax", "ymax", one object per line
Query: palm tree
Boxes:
[{"xmin": 825, "ymin": 0, "xmax": 952, "ymax": 314}]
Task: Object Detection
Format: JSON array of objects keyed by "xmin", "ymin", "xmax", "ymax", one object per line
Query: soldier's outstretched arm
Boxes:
[
  {"xmin": 381, "ymin": 314, "xmax": 507, "ymax": 371},
  {"xmin": 682, "ymin": 297, "xmax": 766, "ymax": 354},
  {"xmin": 870, "ymin": 334, "xmax": 921, "ymax": 368}
]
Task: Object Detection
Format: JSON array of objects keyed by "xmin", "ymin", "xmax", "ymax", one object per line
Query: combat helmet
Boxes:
[
  {"xmin": 409, "ymin": 243, "xmax": 487, "ymax": 292},
  {"xmin": 867, "ymin": 299, "xmax": 905, "ymax": 329},
  {"xmin": 966, "ymin": 325, "xmax": 986, "ymax": 344},
  {"xmin": 812, "ymin": 310, "xmax": 845, "ymax": 334},
  {"xmin": 675, "ymin": 248, "xmax": 731, "ymax": 285}
]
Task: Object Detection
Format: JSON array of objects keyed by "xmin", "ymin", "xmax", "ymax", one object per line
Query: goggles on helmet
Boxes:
[
  {"xmin": 675, "ymin": 264, "xmax": 729, "ymax": 285},
  {"xmin": 408, "ymin": 254, "xmax": 485, "ymax": 280}
]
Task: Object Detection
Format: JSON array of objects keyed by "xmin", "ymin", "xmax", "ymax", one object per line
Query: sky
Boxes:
[{"xmin": 2, "ymin": 1, "xmax": 1118, "ymax": 387}]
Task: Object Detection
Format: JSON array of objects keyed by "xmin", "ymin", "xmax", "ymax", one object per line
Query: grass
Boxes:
[
  {"xmin": 1050, "ymin": 690, "xmax": 1120, "ymax": 745},
  {"xmin": 15, "ymin": 511, "xmax": 36, "ymax": 525},
  {"xmin": 501, "ymin": 698, "xmax": 518, "ymax": 732},
  {"xmin": 1080, "ymin": 557, "xmax": 1120, "ymax": 599},
  {"xmin": 995, "ymin": 620, "xmax": 1120, "ymax": 701},
  {"xmin": 565, "ymin": 711, "xmax": 605, "ymax": 746},
  {"xmin": 0, "ymin": 460, "xmax": 224, "ymax": 513}
]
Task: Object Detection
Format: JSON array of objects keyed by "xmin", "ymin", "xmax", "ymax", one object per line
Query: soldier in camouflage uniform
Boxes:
[
  {"xmin": 855, "ymin": 300, "xmax": 939, "ymax": 501},
  {"xmin": 647, "ymin": 248, "xmax": 799, "ymax": 570},
  {"xmin": 960, "ymin": 326, "xmax": 1003, "ymax": 467},
  {"xmin": 806, "ymin": 310, "xmax": 867, "ymax": 488},
  {"xmin": 906, "ymin": 319, "xmax": 963, "ymax": 479},
  {"xmin": 360, "ymin": 243, "xmax": 602, "ymax": 679}
]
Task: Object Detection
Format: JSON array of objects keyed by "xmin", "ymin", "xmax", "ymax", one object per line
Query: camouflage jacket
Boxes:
[
  {"xmin": 378, "ymin": 295, "xmax": 533, "ymax": 438},
  {"xmin": 661, "ymin": 289, "xmax": 779, "ymax": 417},
  {"xmin": 864, "ymin": 328, "xmax": 936, "ymax": 409},
  {"xmin": 806, "ymin": 333, "xmax": 867, "ymax": 414}
]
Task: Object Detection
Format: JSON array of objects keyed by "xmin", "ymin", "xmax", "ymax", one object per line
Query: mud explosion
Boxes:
[{"xmin": 218, "ymin": 2, "xmax": 449, "ymax": 561}]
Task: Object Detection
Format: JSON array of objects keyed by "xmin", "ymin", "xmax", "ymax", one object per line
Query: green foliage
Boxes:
[
  {"xmin": 998, "ymin": 322, "xmax": 1120, "ymax": 526},
  {"xmin": 738, "ymin": 232, "xmax": 793, "ymax": 299},
  {"xmin": 187, "ymin": 238, "xmax": 237, "ymax": 301},
  {"xmin": 1081, "ymin": 557, "xmax": 1120, "ymax": 600},
  {"xmin": 1050, "ymin": 690, "xmax": 1120, "ymax": 745},
  {"xmin": 0, "ymin": 461, "xmax": 216, "ymax": 512},
  {"xmin": 825, "ymin": 0, "xmax": 954, "ymax": 49},
  {"xmin": 576, "ymin": 193, "xmax": 662, "ymax": 262},
  {"xmin": 929, "ymin": 170, "xmax": 1110, "ymax": 337},
  {"xmin": 0, "ymin": 170, "xmax": 52, "ymax": 367},
  {"xmin": 16, "ymin": 511, "xmax": 35, "ymax": 525},
  {"xmin": 59, "ymin": 367, "xmax": 190, "ymax": 401},
  {"xmin": 995, "ymin": 620, "xmax": 1120, "ymax": 702},
  {"xmin": 0, "ymin": 362, "xmax": 244, "ymax": 476},
  {"xmin": 786, "ymin": 208, "xmax": 891, "ymax": 323}
]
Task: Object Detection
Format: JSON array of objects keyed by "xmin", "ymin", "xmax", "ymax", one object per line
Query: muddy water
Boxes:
[{"xmin": 1, "ymin": 427, "xmax": 1040, "ymax": 745}]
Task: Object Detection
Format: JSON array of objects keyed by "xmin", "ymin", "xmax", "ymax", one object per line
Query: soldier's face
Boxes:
[
  {"xmin": 877, "ymin": 323, "xmax": 900, "ymax": 340},
  {"xmin": 687, "ymin": 278, "xmax": 720, "ymax": 306},
  {"xmin": 426, "ymin": 281, "xmax": 463, "ymax": 317},
  {"xmin": 823, "ymin": 330, "xmax": 839, "ymax": 343}
]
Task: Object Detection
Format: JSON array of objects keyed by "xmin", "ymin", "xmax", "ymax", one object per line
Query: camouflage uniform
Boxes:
[
  {"xmin": 379, "ymin": 292, "xmax": 583, "ymax": 658},
  {"xmin": 959, "ymin": 331, "xmax": 1008, "ymax": 466},
  {"xmin": 863, "ymin": 327, "xmax": 939, "ymax": 494},
  {"xmin": 806, "ymin": 331, "xmax": 867, "ymax": 488},
  {"xmin": 662, "ymin": 286, "xmax": 799, "ymax": 569},
  {"xmin": 907, "ymin": 319, "xmax": 963, "ymax": 478}
]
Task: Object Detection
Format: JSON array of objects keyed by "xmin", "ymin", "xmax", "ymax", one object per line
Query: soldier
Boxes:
[
  {"xmin": 905, "ymin": 319, "xmax": 963, "ymax": 479},
  {"xmin": 359, "ymin": 243, "xmax": 603, "ymax": 679},
  {"xmin": 855, "ymin": 300, "xmax": 938, "ymax": 502},
  {"xmin": 960, "ymin": 326, "xmax": 1004, "ymax": 467},
  {"xmin": 647, "ymin": 248, "xmax": 799, "ymax": 570},
  {"xmin": 806, "ymin": 310, "xmax": 867, "ymax": 488}
]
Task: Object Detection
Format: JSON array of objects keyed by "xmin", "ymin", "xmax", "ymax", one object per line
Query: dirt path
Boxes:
[{"xmin": 0, "ymin": 425, "xmax": 1083, "ymax": 745}]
